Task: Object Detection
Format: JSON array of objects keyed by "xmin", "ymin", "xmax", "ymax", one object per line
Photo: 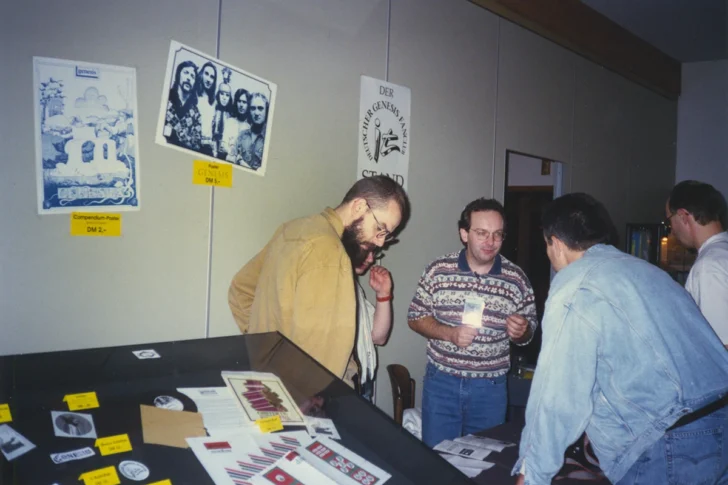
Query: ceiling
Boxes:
[{"xmin": 581, "ymin": 0, "xmax": 727, "ymax": 62}]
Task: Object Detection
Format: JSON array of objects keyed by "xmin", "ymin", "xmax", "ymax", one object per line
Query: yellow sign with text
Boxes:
[
  {"xmin": 95, "ymin": 434, "xmax": 132, "ymax": 456},
  {"xmin": 70, "ymin": 213, "xmax": 121, "ymax": 237},
  {"xmin": 256, "ymin": 415, "xmax": 284, "ymax": 433},
  {"xmin": 78, "ymin": 466, "xmax": 120, "ymax": 485},
  {"xmin": 192, "ymin": 160, "xmax": 233, "ymax": 188},
  {"xmin": 63, "ymin": 392, "xmax": 99, "ymax": 411},
  {"xmin": 0, "ymin": 404, "xmax": 12, "ymax": 423},
  {"xmin": 147, "ymin": 481, "xmax": 172, "ymax": 485}
]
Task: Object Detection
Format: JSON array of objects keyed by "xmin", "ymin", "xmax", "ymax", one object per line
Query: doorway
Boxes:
[{"xmin": 502, "ymin": 151, "xmax": 564, "ymax": 364}]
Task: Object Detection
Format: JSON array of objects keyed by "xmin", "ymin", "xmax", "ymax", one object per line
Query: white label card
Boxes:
[{"xmin": 462, "ymin": 296, "xmax": 485, "ymax": 327}]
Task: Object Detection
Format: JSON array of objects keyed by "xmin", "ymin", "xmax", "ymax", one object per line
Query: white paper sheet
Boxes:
[
  {"xmin": 454, "ymin": 434, "xmax": 515, "ymax": 453},
  {"xmin": 434, "ymin": 440, "xmax": 492, "ymax": 461},
  {"xmin": 177, "ymin": 387, "xmax": 254, "ymax": 436}
]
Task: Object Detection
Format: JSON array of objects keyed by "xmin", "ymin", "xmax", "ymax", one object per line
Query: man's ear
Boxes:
[
  {"xmin": 351, "ymin": 198, "xmax": 368, "ymax": 217},
  {"xmin": 459, "ymin": 228, "xmax": 468, "ymax": 245}
]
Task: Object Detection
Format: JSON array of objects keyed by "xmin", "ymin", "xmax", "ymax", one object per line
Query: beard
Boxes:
[{"xmin": 341, "ymin": 216, "xmax": 376, "ymax": 267}]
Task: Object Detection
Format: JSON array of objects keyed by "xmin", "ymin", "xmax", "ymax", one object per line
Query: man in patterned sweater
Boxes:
[{"xmin": 408, "ymin": 198, "xmax": 537, "ymax": 447}]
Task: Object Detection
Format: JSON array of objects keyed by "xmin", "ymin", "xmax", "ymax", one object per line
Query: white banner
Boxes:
[{"xmin": 357, "ymin": 76, "xmax": 410, "ymax": 190}]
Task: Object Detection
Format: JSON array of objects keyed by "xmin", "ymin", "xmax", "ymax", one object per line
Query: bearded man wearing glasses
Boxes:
[
  {"xmin": 408, "ymin": 198, "xmax": 537, "ymax": 447},
  {"xmin": 229, "ymin": 175, "xmax": 408, "ymax": 386}
]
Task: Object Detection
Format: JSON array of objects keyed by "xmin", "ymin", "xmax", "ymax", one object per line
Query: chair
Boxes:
[{"xmin": 387, "ymin": 364, "xmax": 415, "ymax": 425}]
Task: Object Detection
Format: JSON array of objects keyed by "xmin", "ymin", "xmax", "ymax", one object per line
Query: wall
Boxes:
[
  {"xmin": 675, "ymin": 60, "xmax": 728, "ymax": 199},
  {"xmin": 507, "ymin": 153, "xmax": 557, "ymax": 187},
  {"xmin": 0, "ymin": 0, "xmax": 677, "ymax": 417}
]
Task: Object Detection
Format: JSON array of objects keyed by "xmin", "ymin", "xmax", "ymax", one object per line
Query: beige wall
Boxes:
[{"xmin": 0, "ymin": 0, "xmax": 676, "ymax": 417}]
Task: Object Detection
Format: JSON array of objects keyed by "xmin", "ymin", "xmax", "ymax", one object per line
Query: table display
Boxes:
[{"xmin": 0, "ymin": 332, "xmax": 474, "ymax": 485}]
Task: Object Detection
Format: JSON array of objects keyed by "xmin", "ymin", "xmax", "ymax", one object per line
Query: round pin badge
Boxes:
[
  {"xmin": 118, "ymin": 461, "xmax": 150, "ymax": 481},
  {"xmin": 153, "ymin": 395, "xmax": 184, "ymax": 411}
]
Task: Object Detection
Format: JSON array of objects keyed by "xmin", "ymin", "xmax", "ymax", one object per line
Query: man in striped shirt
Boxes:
[{"xmin": 408, "ymin": 198, "xmax": 537, "ymax": 447}]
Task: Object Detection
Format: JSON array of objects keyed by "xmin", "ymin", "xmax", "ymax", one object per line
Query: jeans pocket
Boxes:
[{"xmin": 667, "ymin": 426, "xmax": 723, "ymax": 485}]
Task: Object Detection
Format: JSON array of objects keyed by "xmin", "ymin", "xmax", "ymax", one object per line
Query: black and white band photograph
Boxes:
[{"xmin": 155, "ymin": 41, "xmax": 276, "ymax": 175}]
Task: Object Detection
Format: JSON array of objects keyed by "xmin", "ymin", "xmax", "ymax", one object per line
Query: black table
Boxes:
[
  {"xmin": 473, "ymin": 420, "xmax": 609, "ymax": 485},
  {"xmin": 0, "ymin": 333, "xmax": 474, "ymax": 485}
]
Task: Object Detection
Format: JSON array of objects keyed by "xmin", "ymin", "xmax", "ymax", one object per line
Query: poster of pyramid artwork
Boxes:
[{"xmin": 33, "ymin": 56, "xmax": 140, "ymax": 214}]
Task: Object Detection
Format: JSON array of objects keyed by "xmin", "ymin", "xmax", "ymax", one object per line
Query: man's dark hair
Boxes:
[
  {"xmin": 173, "ymin": 60, "xmax": 198, "ymax": 91},
  {"xmin": 232, "ymin": 88, "xmax": 251, "ymax": 122},
  {"xmin": 542, "ymin": 193, "xmax": 613, "ymax": 251},
  {"xmin": 668, "ymin": 180, "xmax": 727, "ymax": 228},
  {"xmin": 341, "ymin": 175, "xmax": 409, "ymax": 220},
  {"xmin": 458, "ymin": 198, "xmax": 506, "ymax": 232},
  {"xmin": 195, "ymin": 62, "xmax": 217, "ymax": 105}
]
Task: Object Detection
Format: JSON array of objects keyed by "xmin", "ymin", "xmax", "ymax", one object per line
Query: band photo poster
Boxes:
[
  {"xmin": 357, "ymin": 75, "xmax": 411, "ymax": 191},
  {"xmin": 155, "ymin": 41, "xmax": 277, "ymax": 176},
  {"xmin": 33, "ymin": 56, "xmax": 141, "ymax": 215}
]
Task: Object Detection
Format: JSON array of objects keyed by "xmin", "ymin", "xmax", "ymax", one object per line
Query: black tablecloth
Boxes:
[{"xmin": 0, "ymin": 333, "xmax": 474, "ymax": 485}]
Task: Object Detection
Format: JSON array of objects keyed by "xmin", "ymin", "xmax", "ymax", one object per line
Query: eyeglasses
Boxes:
[
  {"xmin": 470, "ymin": 229, "xmax": 505, "ymax": 243},
  {"xmin": 366, "ymin": 201, "xmax": 394, "ymax": 242}
]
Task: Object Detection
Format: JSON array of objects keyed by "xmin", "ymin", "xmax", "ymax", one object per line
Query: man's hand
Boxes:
[
  {"xmin": 450, "ymin": 325, "xmax": 478, "ymax": 348},
  {"xmin": 369, "ymin": 265, "xmax": 393, "ymax": 299},
  {"xmin": 506, "ymin": 314, "xmax": 529, "ymax": 341},
  {"xmin": 514, "ymin": 474, "xmax": 525, "ymax": 485}
]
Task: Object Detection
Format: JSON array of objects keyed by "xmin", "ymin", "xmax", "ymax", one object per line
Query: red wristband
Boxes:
[{"xmin": 376, "ymin": 294, "xmax": 393, "ymax": 302}]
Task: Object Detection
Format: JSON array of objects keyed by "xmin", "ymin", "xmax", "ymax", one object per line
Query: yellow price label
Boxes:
[
  {"xmin": 63, "ymin": 392, "xmax": 99, "ymax": 411},
  {"xmin": 147, "ymin": 481, "xmax": 172, "ymax": 485},
  {"xmin": 192, "ymin": 160, "xmax": 233, "ymax": 188},
  {"xmin": 0, "ymin": 404, "xmax": 12, "ymax": 423},
  {"xmin": 255, "ymin": 415, "xmax": 283, "ymax": 433},
  {"xmin": 78, "ymin": 466, "xmax": 120, "ymax": 485},
  {"xmin": 70, "ymin": 213, "xmax": 122, "ymax": 237},
  {"xmin": 95, "ymin": 434, "xmax": 132, "ymax": 456}
]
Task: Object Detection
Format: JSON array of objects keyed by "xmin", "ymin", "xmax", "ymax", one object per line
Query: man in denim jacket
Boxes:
[{"xmin": 513, "ymin": 193, "xmax": 728, "ymax": 485}]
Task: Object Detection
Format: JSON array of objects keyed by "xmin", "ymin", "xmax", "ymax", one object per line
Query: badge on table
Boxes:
[
  {"xmin": 118, "ymin": 460, "xmax": 150, "ymax": 481},
  {"xmin": 132, "ymin": 349, "xmax": 161, "ymax": 359},
  {"xmin": 462, "ymin": 296, "xmax": 485, "ymax": 327},
  {"xmin": 50, "ymin": 446, "xmax": 95, "ymax": 464}
]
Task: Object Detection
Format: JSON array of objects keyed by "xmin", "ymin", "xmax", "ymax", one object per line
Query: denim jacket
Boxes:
[{"xmin": 514, "ymin": 245, "xmax": 728, "ymax": 484}]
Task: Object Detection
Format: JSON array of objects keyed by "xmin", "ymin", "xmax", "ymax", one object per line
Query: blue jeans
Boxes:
[
  {"xmin": 421, "ymin": 362, "xmax": 507, "ymax": 448},
  {"xmin": 617, "ymin": 404, "xmax": 728, "ymax": 485}
]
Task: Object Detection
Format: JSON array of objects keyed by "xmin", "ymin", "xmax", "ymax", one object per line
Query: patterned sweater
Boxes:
[{"xmin": 408, "ymin": 250, "xmax": 537, "ymax": 378}]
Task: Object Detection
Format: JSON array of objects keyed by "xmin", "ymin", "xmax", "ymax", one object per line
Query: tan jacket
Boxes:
[{"xmin": 228, "ymin": 208, "xmax": 356, "ymax": 379}]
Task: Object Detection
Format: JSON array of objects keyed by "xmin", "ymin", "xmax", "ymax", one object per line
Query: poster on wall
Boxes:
[
  {"xmin": 33, "ymin": 57, "xmax": 141, "ymax": 215},
  {"xmin": 357, "ymin": 75, "xmax": 411, "ymax": 190},
  {"xmin": 155, "ymin": 41, "xmax": 277, "ymax": 176}
]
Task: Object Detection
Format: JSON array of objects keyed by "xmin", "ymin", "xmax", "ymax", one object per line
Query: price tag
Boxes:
[
  {"xmin": 78, "ymin": 466, "xmax": 120, "ymax": 485},
  {"xmin": 63, "ymin": 392, "xmax": 99, "ymax": 411},
  {"xmin": 0, "ymin": 404, "xmax": 12, "ymax": 423},
  {"xmin": 95, "ymin": 434, "xmax": 132, "ymax": 456},
  {"xmin": 70, "ymin": 213, "xmax": 122, "ymax": 237},
  {"xmin": 256, "ymin": 415, "xmax": 283, "ymax": 433},
  {"xmin": 192, "ymin": 160, "xmax": 233, "ymax": 187},
  {"xmin": 147, "ymin": 481, "xmax": 172, "ymax": 485}
]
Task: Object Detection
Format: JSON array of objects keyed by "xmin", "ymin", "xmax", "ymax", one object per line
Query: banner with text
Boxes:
[{"xmin": 357, "ymin": 76, "xmax": 410, "ymax": 190}]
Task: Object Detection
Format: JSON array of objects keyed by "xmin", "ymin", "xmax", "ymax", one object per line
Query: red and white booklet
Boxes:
[
  {"xmin": 298, "ymin": 437, "xmax": 391, "ymax": 485},
  {"xmin": 251, "ymin": 451, "xmax": 338, "ymax": 485}
]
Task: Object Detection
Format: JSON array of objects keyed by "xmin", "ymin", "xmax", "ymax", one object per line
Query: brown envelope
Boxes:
[{"xmin": 140, "ymin": 404, "xmax": 206, "ymax": 448}]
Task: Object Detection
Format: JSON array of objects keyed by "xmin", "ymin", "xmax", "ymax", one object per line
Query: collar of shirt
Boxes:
[
  {"xmin": 321, "ymin": 207, "xmax": 345, "ymax": 238},
  {"xmin": 699, "ymin": 231, "xmax": 728, "ymax": 255},
  {"xmin": 457, "ymin": 248, "xmax": 502, "ymax": 276}
]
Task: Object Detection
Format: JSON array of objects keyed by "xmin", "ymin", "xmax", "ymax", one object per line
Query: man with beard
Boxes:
[
  {"xmin": 228, "ymin": 176, "xmax": 408, "ymax": 383},
  {"xmin": 163, "ymin": 60, "xmax": 202, "ymax": 150},
  {"xmin": 408, "ymin": 198, "xmax": 537, "ymax": 447},
  {"xmin": 344, "ymin": 250, "xmax": 394, "ymax": 401}
]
